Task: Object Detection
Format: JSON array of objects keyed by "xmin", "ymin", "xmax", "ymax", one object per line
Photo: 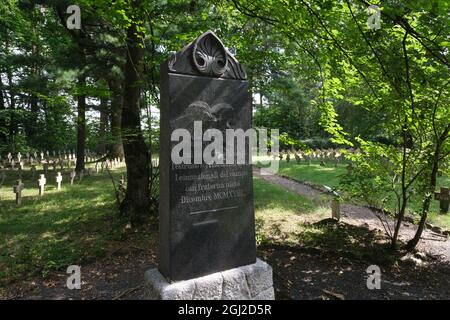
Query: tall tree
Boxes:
[
  {"xmin": 108, "ymin": 77, "xmax": 124, "ymax": 158},
  {"xmin": 119, "ymin": 0, "xmax": 150, "ymax": 222}
]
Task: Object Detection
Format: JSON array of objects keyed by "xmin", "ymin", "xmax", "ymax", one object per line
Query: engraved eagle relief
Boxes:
[{"xmin": 170, "ymin": 101, "xmax": 235, "ymax": 133}]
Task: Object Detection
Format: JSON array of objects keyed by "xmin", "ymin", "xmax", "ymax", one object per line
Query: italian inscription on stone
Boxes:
[{"xmin": 159, "ymin": 31, "xmax": 256, "ymax": 281}]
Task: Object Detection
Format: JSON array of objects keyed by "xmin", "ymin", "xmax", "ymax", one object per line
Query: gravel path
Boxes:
[{"xmin": 255, "ymin": 168, "xmax": 450, "ymax": 262}]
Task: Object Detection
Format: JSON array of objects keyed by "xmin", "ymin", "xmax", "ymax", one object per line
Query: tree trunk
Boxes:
[
  {"xmin": 406, "ymin": 125, "xmax": 450, "ymax": 251},
  {"xmin": 75, "ymin": 74, "xmax": 86, "ymax": 173},
  {"xmin": 120, "ymin": 13, "xmax": 150, "ymax": 223},
  {"xmin": 0, "ymin": 74, "xmax": 6, "ymax": 145},
  {"xmin": 98, "ymin": 97, "xmax": 108, "ymax": 155},
  {"xmin": 392, "ymin": 200, "xmax": 407, "ymax": 248},
  {"xmin": 108, "ymin": 79, "xmax": 124, "ymax": 158},
  {"xmin": 391, "ymin": 120, "xmax": 409, "ymax": 249},
  {"xmin": 7, "ymin": 67, "xmax": 16, "ymax": 144},
  {"xmin": 27, "ymin": 93, "xmax": 39, "ymax": 144},
  {"xmin": 27, "ymin": 38, "xmax": 40, "ymax": 145}
]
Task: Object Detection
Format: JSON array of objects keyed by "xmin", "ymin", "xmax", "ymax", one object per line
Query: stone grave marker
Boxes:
[
  {"xmin": 38, "ymin": 174, "xmax": 46, "ymax": 196},
  {"xmin": 145, "ymin": 31, "xmax": 273, "ymax": 300},
  {"xmin": 306, "ymin": 154, "xmax": 311, "ymax": 165},
  {"xmin": 70, "ymin": 170, "xmax": 76, "ymax": 185},
  {"xmin": 435, "ymin": 187, "xmax": 450, "ymax": 214},
  {"xmin": 13, "ymin": 179, "xmax": 25, "ymax": 205},
  {"xmin": 331, "ymin": 199, "xmax": 341, "ymax": 221},
  {"xmin": 18, "ymin": 162, "xmax": 23, "ymax": 179},
  {"xmin": 294, "ymin": 151, "xmax": 301, "ymax": 164},
  {"xmin": 31, "ymin": 165, "xmax": 37, "ymax": 179},
  {"xmin": 56, "ymin": 172, "xmax": 63, "ymax": 191},
  {"xmin": 118, "ymin": 175, "xmax": 126, "ymax": 200},
  {"xmin": 43, "ymin": 162, "xmax": 48, "ymax": 175}
]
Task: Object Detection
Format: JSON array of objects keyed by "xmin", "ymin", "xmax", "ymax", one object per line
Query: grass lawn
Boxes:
[
  {"xmin": 254, "ymin": 177, "xmax": 399, "ymax": 265},
  {"xmin": 277, "ymin": 159, "xmax": 347, "ymax": 188},
  {"xmin": 0, "ymin": 162, "xmax": 410, "ymax": 294},
  {"xmin": 0, "ymin": 164, "xmax": 334, "ymax": 288},
  {"xmin": 257, "ymin": 159, "xmax": 450, "ymax": 229},
  {"xmin": 0, "ymin": 165, "xmax": 151, "ymax": 287}
]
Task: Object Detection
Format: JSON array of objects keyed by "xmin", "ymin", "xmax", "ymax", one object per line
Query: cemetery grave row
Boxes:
[
  {"xmin": 273, "ymin": 148, "xmax": 361, "ymax": 167},
  {"xmin": 0, "ymin": 156, "xmax": 125, "ymax": 206}
]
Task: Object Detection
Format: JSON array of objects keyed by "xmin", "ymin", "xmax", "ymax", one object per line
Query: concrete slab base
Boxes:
[{"xmin": 144, "ymin": 258, "xmax": 275, "ymax": 300}]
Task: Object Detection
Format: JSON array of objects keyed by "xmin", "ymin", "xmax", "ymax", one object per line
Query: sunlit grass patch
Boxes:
[{"xmin": 0, "ymin": 166, "xmax": 137, "ymax": 285}]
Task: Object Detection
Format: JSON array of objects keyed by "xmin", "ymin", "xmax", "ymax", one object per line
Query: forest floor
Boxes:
[{"xmin": 1, "ymin": 167, "xmax": 450, "ymax": 299}]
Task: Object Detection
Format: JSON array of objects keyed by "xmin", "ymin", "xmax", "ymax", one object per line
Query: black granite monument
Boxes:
[{"xmin": 159, "ymin": 31, "xmax": 256, "ymax": 282}]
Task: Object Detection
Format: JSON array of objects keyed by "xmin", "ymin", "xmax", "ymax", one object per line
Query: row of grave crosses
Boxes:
[
  {"xmin": 2, "ymin": 156, "xmax": 122, "ymax": 179},
  {"xmin": 5, "ymin": 157, "xmax": 123, "ymax": 206},
  {"xmin": 274, "ymin": 148, "xmax": 360, "ymax": 167},
  {"xmin": 0, "ymin": 155, "xmax": 120, "ymax": 176},
  {"xmin": 0, "ymin": 150, "xmax": 98, "ymax": 168},
  {"xmin": 11, "ymin": 162, "xmax": 123, "ymax": 206},
  {"xmin": 13, "ymin": 171, "xmax": 78, "ymax": 205}
]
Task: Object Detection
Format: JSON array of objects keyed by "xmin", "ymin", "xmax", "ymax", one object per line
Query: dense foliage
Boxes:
[{"xmin": 0, "ymin": 1, "xmax": 448, "ymax": 246}]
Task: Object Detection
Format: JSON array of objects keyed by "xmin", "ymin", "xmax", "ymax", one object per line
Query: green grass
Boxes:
[
  {"xmin": 253, "ymin": 177, "xmax": 330, "ymax": 245},
  {"xmin": 0, "ymin": 165, "xmax": 138, "ymax": 286},
  {"xmin": 277, "ymin": 159, "xmax": 347, "ymax": 188},
  {"xmin": 254, "ymin": 177, "xmax": 400, "ymax": 265},
  {"xmin": 257, "ymin": 159, "xmax": 450, "ymax": 229},
  {"xmin": 0, "ymin": 168, "xmax": 327, "ymax": 287},
  {"xmin": 0, "ymin": 166, "xmax": 408, "ymax": 289}
]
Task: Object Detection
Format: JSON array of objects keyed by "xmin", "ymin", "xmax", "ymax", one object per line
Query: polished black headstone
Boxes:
[{"xmin": 158, "ymin": 31, "xmax": 256, "ymax": 282}]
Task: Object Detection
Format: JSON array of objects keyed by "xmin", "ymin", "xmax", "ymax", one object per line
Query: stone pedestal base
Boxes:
[{"xmin": 144, "ymin": 259, "xmax": 275, "ymax": 300}]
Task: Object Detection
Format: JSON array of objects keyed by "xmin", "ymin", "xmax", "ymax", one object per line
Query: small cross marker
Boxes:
[
  {"xmin": 13, "ymin": 179, "xmax": 25, "ymax": 205},
  {"xmin": 70, "ymin": 170, "xmax": 76, "ymax": 185},
  {"xmin": 56, "ymin": 172, "xmax": 63, "ymax": 191},
  {"xmin": 38, "ymin": 174, "xmax": 46, "ymax": 196}
]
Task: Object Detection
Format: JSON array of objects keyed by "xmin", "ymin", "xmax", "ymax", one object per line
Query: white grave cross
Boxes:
[
  {"xmin": 56, "ymin": 172, "xmax": 63, "ymax": 191},
  {"xmin": 38, "ymin": 174, "xmax": 47, "ymax": 196}
]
